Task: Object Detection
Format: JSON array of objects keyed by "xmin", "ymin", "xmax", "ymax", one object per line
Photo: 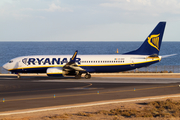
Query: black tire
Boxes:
[{"xmin": 85, "ymin": 74, "xmax": 91, "ymax": 79}]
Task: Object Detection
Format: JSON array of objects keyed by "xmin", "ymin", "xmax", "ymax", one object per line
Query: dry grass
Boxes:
[
  {"xmin": 97, "ymin": 98, "xmax": 180, "ymax": 118},
  {"xmin": 80, "ymin": 99, "xmax": 180, "ymax": 118},
  {"xmin": 75, "ymin": 112, "xmax": 93, "ymax": 117},
  {"xmin": 146, "ymin": 98, "xmax": 180, "ymax": 118},
  {"xmin": 42, "ymin": 113, "xmax": 69, "ymax": 119},
  {"xmin": 41, "ymin": 99, "xmax": 180, "ymax": 119}
]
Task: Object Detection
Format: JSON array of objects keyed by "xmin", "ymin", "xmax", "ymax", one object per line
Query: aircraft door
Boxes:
[
  {"xmin": 18, "ymin": 61, "xmax": 21, "ymax": 67},
  {"xmin": 130, "ymin": 58, "xmax": 135, "ymax": 67}
]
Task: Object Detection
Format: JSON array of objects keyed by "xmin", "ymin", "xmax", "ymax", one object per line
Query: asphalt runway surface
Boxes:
[{"xmin": 0, "ymin": 76, "xmax": 180, "ymax": 112}]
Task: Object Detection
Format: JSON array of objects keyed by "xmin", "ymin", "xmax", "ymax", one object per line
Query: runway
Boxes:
[{"xmin": 0, "ymin": 76, "xmax": 180, "ymax": 113}]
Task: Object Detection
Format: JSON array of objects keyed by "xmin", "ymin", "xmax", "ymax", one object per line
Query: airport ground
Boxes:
[{"xmin": 1, "ymin": 73, "xmax": 180, "ymax": 119}]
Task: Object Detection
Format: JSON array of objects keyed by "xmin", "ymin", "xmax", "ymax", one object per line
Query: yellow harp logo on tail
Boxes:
[{"xmin": 148, "ymin": 34, "xmax": 160, "ymax": 51}]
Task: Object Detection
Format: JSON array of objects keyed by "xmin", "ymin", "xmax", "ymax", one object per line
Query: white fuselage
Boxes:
[{"xmin": 3, "ymin": 54, "xmax": 161, "ymax": 74}]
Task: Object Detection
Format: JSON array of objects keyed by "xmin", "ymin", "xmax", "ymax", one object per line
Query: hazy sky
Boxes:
[{"xmin": 0, "ymin": 0, "xmax": 180, "ymax": 41}]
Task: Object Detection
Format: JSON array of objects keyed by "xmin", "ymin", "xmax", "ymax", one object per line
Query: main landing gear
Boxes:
[
  {"xmin": 75, "ymin": 71, "xmax": 82, "ymax": 79},
  {"xmin": 75, "ymin": 72, "xmax": 91, "ymax": 79},
  {"xmin": 75, "ymin": 74, "xmax": 81, "ymax": 79},
  {"xmin": 85, "ymin": 73, "xmax": 91, "ymax": 79}
]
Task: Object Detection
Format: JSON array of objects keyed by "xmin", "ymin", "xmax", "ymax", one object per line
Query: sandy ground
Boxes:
[
  {"xmin": 1, "ymin": 95, "xmax": 180, "ymax": 120},
  {"xmin": 1, "ymin": 73, "xmax": 180, "ymax": 120}
]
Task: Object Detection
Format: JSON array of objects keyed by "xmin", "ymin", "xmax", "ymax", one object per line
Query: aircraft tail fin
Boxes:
[{"xmin": 124, "ymin": 22, "xmax": 166, "ymax": 55}]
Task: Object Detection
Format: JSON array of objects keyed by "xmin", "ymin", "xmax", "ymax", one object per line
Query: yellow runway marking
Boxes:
[
  {"xmin": 0, "ymin": 83, "xmax": 92, "ymax": 95},
  {"xmin": 100, "ymin": 85, "xmax": 177, "ymax": 94},
  {"xmin": 69, "ymin": 83, "xmax": 92, "ymax": 89},
  {"xmin": 1, "ymin": 85, "xmax": 177, "ymax": 102}
]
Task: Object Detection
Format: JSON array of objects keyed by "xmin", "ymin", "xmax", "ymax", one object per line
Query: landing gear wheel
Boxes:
[
  {"xmin": 85, "ymin": 74, "xmax": 91, "ymax": 79},
  {"xmin": 17, "ymin": 73, "xmax": 21, "ymax": 79},
  {"xmin": 75, "ymin": 74, "xmax": 81, "ymax": 79},
  {"xmin": 75, "ymin": 71, "xmax": 82, "ymax": 79}
]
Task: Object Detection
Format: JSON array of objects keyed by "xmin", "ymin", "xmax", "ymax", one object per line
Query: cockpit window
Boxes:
[{"xmin": 9, "ymin": 60, "xmax": 13, "ymax": 63}]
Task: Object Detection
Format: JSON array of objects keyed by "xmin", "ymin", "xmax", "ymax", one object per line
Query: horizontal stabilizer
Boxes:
[{"xmin": 161, "ymin": 54, "xmax": 177, "ymax": 58}]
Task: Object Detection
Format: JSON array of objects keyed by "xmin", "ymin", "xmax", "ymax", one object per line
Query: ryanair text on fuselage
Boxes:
[{"xmin": 23, "ymin": 58, "xmax": 81, "ymax": 65}]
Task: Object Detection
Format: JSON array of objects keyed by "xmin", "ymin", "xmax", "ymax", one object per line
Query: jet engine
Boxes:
[{"xmin": 46, "ymin": 67, "xmax": 64, "ymax": 77}]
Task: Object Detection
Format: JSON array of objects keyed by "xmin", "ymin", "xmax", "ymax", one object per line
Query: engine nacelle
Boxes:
[{"xmin": 46, "ymin": 67, "xmax": 64, "ymax": 77}]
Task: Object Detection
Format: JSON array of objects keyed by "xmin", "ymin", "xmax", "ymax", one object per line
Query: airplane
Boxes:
[{"xmin": 3, "ymin": 22, "xmax": 167, "ymax": 79}]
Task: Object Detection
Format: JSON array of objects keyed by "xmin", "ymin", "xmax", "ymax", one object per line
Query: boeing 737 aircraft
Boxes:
[{"xmin": 3, "ymin": 22, "xmax": 166, "ymax": 79}]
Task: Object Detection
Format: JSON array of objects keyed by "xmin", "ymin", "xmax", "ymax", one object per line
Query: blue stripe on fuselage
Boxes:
[{"xmin": 10, "ymin": 60, "xmax": 159, "ymax": 73}]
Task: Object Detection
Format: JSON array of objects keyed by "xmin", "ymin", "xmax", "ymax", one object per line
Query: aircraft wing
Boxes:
[
  {"xmin": 63, "ymin": 50, "xmax": 86, "ymax": 72},
  {"xmin": 46, "ymin": 50, "xmax": 86, "ymax": 77}
]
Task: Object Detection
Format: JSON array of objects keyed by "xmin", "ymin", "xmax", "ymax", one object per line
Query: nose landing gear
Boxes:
[{"xmin": 17, "ymin": 73, "xmax": 21, "ymax": 79}]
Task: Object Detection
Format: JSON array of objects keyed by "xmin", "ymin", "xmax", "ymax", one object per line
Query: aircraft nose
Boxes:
[{"xmin": 3, "ymin": 63, "xmax": 9, "ymax": 70}]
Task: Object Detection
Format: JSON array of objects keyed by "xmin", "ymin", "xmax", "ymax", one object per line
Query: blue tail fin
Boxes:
[{"xmin": 124, "ymin": 22, "xmax": 166, "ymax": 55}]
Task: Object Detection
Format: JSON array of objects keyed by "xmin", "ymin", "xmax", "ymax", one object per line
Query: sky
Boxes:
[{"xmin": 0, "ymin": 0, "xmax": 180, "ymax": 41}]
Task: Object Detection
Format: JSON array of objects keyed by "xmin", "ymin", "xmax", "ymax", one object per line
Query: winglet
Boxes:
[{"xmin": 70, "ymin": 50, "xmax": 78, "ymax": 63}]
